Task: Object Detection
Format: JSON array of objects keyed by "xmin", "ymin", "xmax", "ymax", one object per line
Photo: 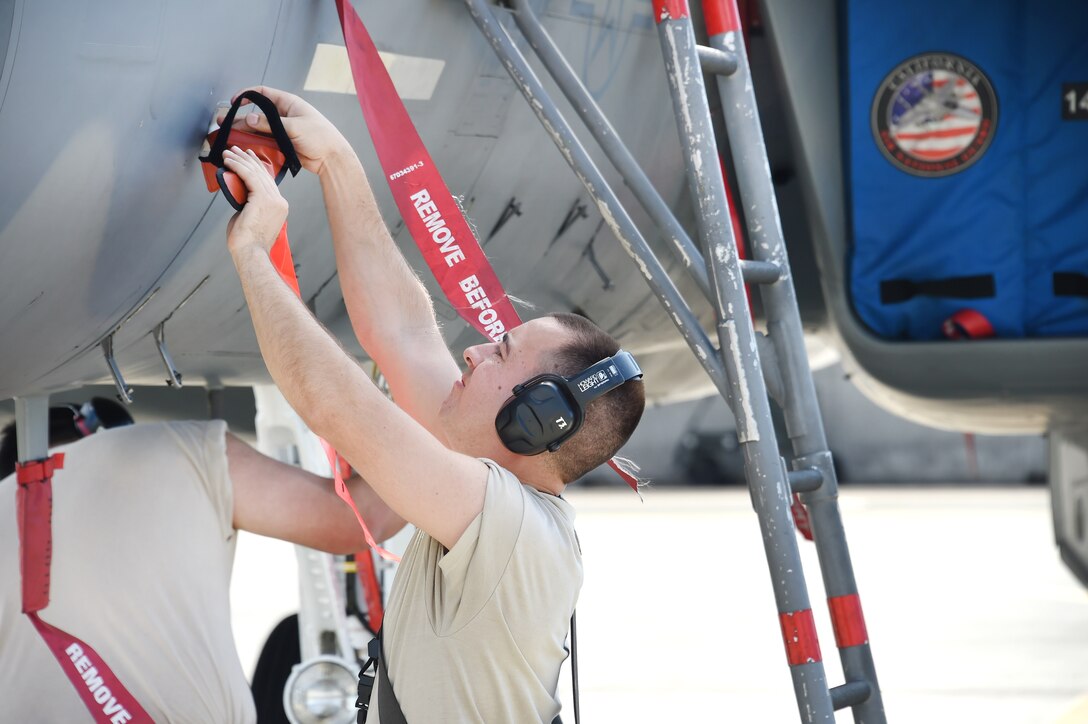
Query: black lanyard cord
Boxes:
[{"xmin": 570, "ymin": 610, "xmax": 581, "ymax": 724}]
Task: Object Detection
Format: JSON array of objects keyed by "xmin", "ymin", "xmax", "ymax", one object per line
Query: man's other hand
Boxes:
[
  {"xmin": 224, "ymin": 147, "xmax": 289, "ymax": 256},
  {"xmin": 217, "ymin": 86, "xmax": 350, "ymax": 176}
]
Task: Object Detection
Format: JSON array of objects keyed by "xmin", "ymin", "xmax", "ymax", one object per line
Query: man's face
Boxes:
[{"xmin": 440, "ymin": 317, "xmax": 571, "ymax": 456}]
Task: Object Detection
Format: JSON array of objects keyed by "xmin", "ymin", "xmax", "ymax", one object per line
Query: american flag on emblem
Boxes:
[{"xmin": 888, "ymin": 70, "xmax": 983, "ymax": 161}]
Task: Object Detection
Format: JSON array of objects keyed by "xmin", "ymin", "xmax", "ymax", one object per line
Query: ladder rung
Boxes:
[
  {"xmin": 788, "ymin": 467, "xmax": 824, "ymax": 494},
  {"xmin": 830, "ymin": 681, "xmax": 872, "ymax": 710},
  {"xmin": 739, "ymin": 259, "xmax": 781, "ymax": 284},
  {"xmin": 696, "ymin": 44, "xmax": 738, "ymax": 76}
]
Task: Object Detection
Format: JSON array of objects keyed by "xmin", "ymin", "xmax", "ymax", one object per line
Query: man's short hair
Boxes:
[{"xmin": 545, "ymin": 313, "xmax": 645, "ymax": 483}]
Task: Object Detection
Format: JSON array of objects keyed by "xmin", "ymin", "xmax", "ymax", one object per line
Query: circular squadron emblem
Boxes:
[{"xmin": 871, "ymin": 52, "xmax": 998, "ymax": 177}]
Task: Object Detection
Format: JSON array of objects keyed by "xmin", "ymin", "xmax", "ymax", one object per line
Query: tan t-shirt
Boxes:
[
  {"xmin": 368, "ymin": 460, "xmax": 582, "ymax": 724},
  {"xmin": 0, "ymin": 421, "xmax": 256, "ymax": 723}
]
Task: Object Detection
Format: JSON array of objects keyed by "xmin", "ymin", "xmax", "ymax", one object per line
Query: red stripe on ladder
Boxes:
[
  {"xmin": 828, "ymin": 594, "xmax": 869, "ymax": 648},
  {"xmin": 779, "ymin": 608, "xmax": 822, "ymax": 665},
  {"xmin": 702, "ymin": 0, "xmax": 742, "ymax": 36},
  {"xmin": 652, "ymin": 0, "xmax": 690, "ymax": 23}
]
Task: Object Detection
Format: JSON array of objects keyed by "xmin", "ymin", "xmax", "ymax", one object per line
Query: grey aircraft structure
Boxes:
[{"xmin": 1, "ymin": 0, "xmax": 1086, "ymax": 607}]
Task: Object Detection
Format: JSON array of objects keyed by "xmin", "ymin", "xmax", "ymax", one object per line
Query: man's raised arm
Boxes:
[
  {"xmin": 220, "ymin": 144, "xmax": 487, "ymax": 551},
  {"xmin": 317, "ymin": 148, "xmax": 460, "ymax": 434},
  {"xmin": 221, "ymin": 87, "xmax": 460, "ymax": 437}
]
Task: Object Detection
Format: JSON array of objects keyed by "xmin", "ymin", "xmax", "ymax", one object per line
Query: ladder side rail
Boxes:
[
  {"xmin": 460, "ymin": 0, "xmax": 732, "ymax": 405},
  {"xmin": 655, "ymin": 7, "xmax": 834, "ymax": 722},
  {"xmin": 704, "ymin": 2, "xmax": 885, "ymax": 720},
  {"xmin": 704, "ymin": 9, "xmax": 826, "ymax": 458},
  {"xmin": 508, "ymin": 0, "xmax": 714, "ymax": 304}
]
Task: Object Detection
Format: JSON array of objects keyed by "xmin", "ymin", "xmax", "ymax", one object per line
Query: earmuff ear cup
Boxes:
[{"xmin": 496, "ymin": 378, "xmax": 580, "ymax": 455}]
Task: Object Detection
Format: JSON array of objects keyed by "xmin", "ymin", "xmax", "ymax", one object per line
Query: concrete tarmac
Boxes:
[{"xmin": 230, "ymin": 485, "xmax": 1088, "ymax": 723}]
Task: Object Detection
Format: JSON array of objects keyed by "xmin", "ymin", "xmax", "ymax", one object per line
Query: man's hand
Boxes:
[
  {"xmin": 223, "ymin": 147, "xmax": 289, "ymax": 256},
  {"xmin": 217, "ymin": 86, "xmax": 350, "ymax": 176}
]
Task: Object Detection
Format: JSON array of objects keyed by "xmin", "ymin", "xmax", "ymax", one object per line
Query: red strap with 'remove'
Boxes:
[
  {"xmin": 16, "ymin": 456, "xmax": 152, "ymax": 722},
  {"xmin": 335, "ymin": 0, "xmax": 519, "ymax": 343},
  {"xmin": 29, "ymin": 613, "xmax": 152, "ymax": 723}
]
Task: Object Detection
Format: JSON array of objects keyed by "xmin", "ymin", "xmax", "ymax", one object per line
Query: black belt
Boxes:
[
  {"xmin": 1054, "ymin": 272, "xmax": 1088, "ymax": 297},
  {"xmin": 880, "ymin": 274, "xmax": 995, "ymax": 304}
]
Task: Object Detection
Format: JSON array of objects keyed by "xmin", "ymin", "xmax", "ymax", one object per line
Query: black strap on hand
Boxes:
[{"xmin": 199, "ymin": 90, "xmax": 302, "ymax": 183}]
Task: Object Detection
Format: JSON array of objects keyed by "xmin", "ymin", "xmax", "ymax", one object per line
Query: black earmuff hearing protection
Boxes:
[{"xmin": 495, "ymin": 350, "xmax": 642, "ymax": 455}]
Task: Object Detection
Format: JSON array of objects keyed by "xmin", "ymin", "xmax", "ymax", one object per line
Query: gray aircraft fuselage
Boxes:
[{"xmin": 2, "ymin": 1, "xmax": 1087, "ymax": 579}]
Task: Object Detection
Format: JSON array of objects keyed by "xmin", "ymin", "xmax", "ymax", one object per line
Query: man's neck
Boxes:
[
  {"xmin": 503, "ymin": 455, "xmax": 565, "ymax": 497},
  {"xmin": 451, "ymin": 439, "xmax": 566, "ymax": 496}
]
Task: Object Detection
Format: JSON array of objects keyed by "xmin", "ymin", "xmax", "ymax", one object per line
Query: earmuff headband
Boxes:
[{"xmin": 566, "ymin": 350, "xmax": 642, "ymax": 408}]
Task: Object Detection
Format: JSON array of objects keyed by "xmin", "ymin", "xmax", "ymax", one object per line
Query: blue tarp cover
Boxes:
[{"xmin": 846, "ymin": 2, "xmax": 1088, "ymax": 339}]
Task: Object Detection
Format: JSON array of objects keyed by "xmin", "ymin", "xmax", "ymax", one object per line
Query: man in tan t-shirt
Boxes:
[
  {"xmin": 219, "ymin": 87, "xmax": 645, "ymax": 722},
  {"xmin": 0, "ymin": 418, "xmax": 405, "ymax": 722}
]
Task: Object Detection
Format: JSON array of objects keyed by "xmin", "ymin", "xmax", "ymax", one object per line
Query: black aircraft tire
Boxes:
[{"xmin": 250, "ymin": 613, "xmax": 301, "ymax": 724}]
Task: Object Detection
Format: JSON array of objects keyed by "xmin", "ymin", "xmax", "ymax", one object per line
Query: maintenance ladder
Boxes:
[{"xmin": 463, "ymin": 0, "xmax": 885, "ymax": 721}]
